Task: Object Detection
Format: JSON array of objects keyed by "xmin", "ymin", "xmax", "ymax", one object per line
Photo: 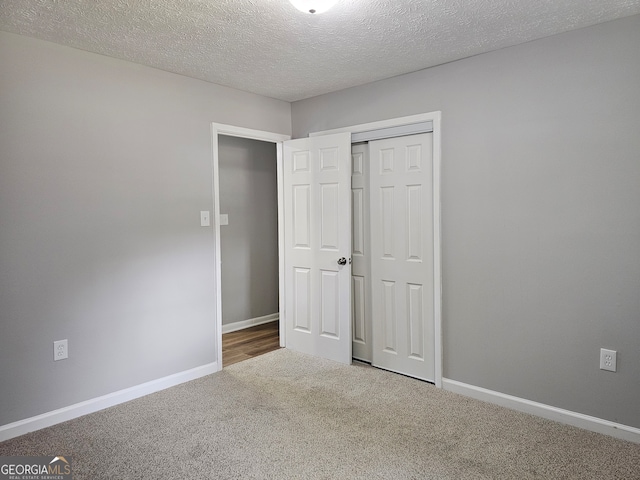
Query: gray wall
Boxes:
[
  {"xmin": 0, "ymin": 31, "xmax": 290, "ymax": 426},
  {"xmin": 292, "ymin": 15, "xmax": 640, "ymax": 428},
  {"xmin": 218, "ymin": 136, "xmax": 279, "ymax": 326}
]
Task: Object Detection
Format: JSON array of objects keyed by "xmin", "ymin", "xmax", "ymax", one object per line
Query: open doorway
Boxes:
[
  {"xmin": 218, "ymin": 135, "xmax": 280, "ymax": 367},
  {"xmin": 211, "ymin": 124, "xmax": 290, "ymax": 370}
]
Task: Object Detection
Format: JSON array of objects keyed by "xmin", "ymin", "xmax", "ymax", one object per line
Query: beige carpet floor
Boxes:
[{"xmin": 1, "ymin": 349, "xmax": 639, "ymax": 479}]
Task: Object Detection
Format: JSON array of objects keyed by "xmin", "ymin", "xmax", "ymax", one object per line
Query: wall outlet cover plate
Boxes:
[{"xmin": 600, "ymin": 348, "xmax": 617, "ymax": 372}]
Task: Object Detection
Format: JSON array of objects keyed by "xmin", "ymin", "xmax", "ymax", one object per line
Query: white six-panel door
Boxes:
[
  {"xmin": 283, "ymin": 133, "xmax": 352, "ymax": 364},
  {"xmin": 370, "ymin": 133, "xmax": 435, "ymax": 381},
  {"xmin": 351, "ymin": 144, "xmax": 372, "ymax": 362}
]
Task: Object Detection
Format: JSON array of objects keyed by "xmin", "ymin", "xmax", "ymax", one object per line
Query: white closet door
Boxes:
[
  {"xmin": 283, "ymin": 133, "xmax": 352, "ymax": 364},
  {"xmin": 351, "ymin": 144, "xmax": 372, "ymax": 362},
  {"xmin": 370, "ymin": 133, "xmax": 435, "ymax": 381}
]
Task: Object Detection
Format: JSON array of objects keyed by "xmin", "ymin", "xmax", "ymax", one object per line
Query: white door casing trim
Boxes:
[
  {"xmin": 211, "ymin": 124, "xmax": 291, "ymax": 369},
  {"xmin": 309, "ymin": 113, "xmax": 436, "ymax": 139},
  {"xmin": 310, "ymin": 112, "xmax": 443, "ymax": 388}
]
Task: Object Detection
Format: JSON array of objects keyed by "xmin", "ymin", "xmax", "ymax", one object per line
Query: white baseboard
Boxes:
[
  {"xmin": 442, "ymin": 378, "xmax": 640, "ymax": 444},
  {"xmin": 0, "ymin": 361, "xmax": 219, "ymax": 443},
  {"xmin": 222, "ymin": 313, "xmax": 279, "ymax": 334}
]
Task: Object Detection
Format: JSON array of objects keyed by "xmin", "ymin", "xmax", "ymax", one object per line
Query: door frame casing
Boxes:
[
  {"xmin": 211, "ymin": 124, "xmax": 291, "ymax": 370},
  {"xmin": 309, "ymin": 112, "xmax": 443, "ymax": 388}
]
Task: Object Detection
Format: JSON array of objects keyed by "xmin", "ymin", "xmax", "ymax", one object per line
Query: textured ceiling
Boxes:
[{"xmin": 1, "ymin": 0, "xmax": 639, "ymax": 101}]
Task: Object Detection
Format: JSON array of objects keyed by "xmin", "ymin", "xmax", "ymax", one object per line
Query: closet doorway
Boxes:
[{"xmin": 310, "ymin": 113, "xmax": 442, "ymax": 386}]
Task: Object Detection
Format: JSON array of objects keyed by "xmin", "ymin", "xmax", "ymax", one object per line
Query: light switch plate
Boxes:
[
  {"xmin": 200, "ymin": 211, "xmax": 210, "ymax": 227},
  {"xmin": 220, "ymin": 214, "xmax": 229, "ymax": 226}
]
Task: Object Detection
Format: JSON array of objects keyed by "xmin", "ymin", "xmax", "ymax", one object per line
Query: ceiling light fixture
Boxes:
[{"xmin": 289, "ymin": 0, "xmax": 338, "ymax": 14}]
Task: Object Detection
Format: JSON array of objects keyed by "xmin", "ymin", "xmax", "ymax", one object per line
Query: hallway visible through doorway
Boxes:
[{"xmin": 222, "ymin": 322, "xmax": 280, "ymax": 367}]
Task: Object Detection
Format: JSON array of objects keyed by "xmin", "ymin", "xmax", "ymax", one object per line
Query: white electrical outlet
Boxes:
[
  {"xmin": 599, "ymin": 348, "xmax": 616, "ymax": 372},
  {"xmin": 54, "ymin": 339, "xmax": 68, "ymax": 361}
]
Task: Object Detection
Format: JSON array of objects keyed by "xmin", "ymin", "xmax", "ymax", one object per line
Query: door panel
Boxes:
[
  {"xmin": 370, "ymin": 133, "xmax": 435, "ymax": 381},
  {"xmin": 293, "ymin": 268, "xmax": 311, "ymax": 332},
  {"xmin": 351, "ymin": 144, "xmax": 372, "ymax": 362},
  {"xmin": 382, "ymin": 280, "xmax": 397, "ymax": 352},
  {"xmin": 283, "ymin": 133, "xmax": 352, "ymax": 364}
]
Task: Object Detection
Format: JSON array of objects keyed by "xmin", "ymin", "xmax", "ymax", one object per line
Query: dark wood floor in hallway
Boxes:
[{"xmin": 222, "ymin": 321, "xmax": 280, "ymax": 367}]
